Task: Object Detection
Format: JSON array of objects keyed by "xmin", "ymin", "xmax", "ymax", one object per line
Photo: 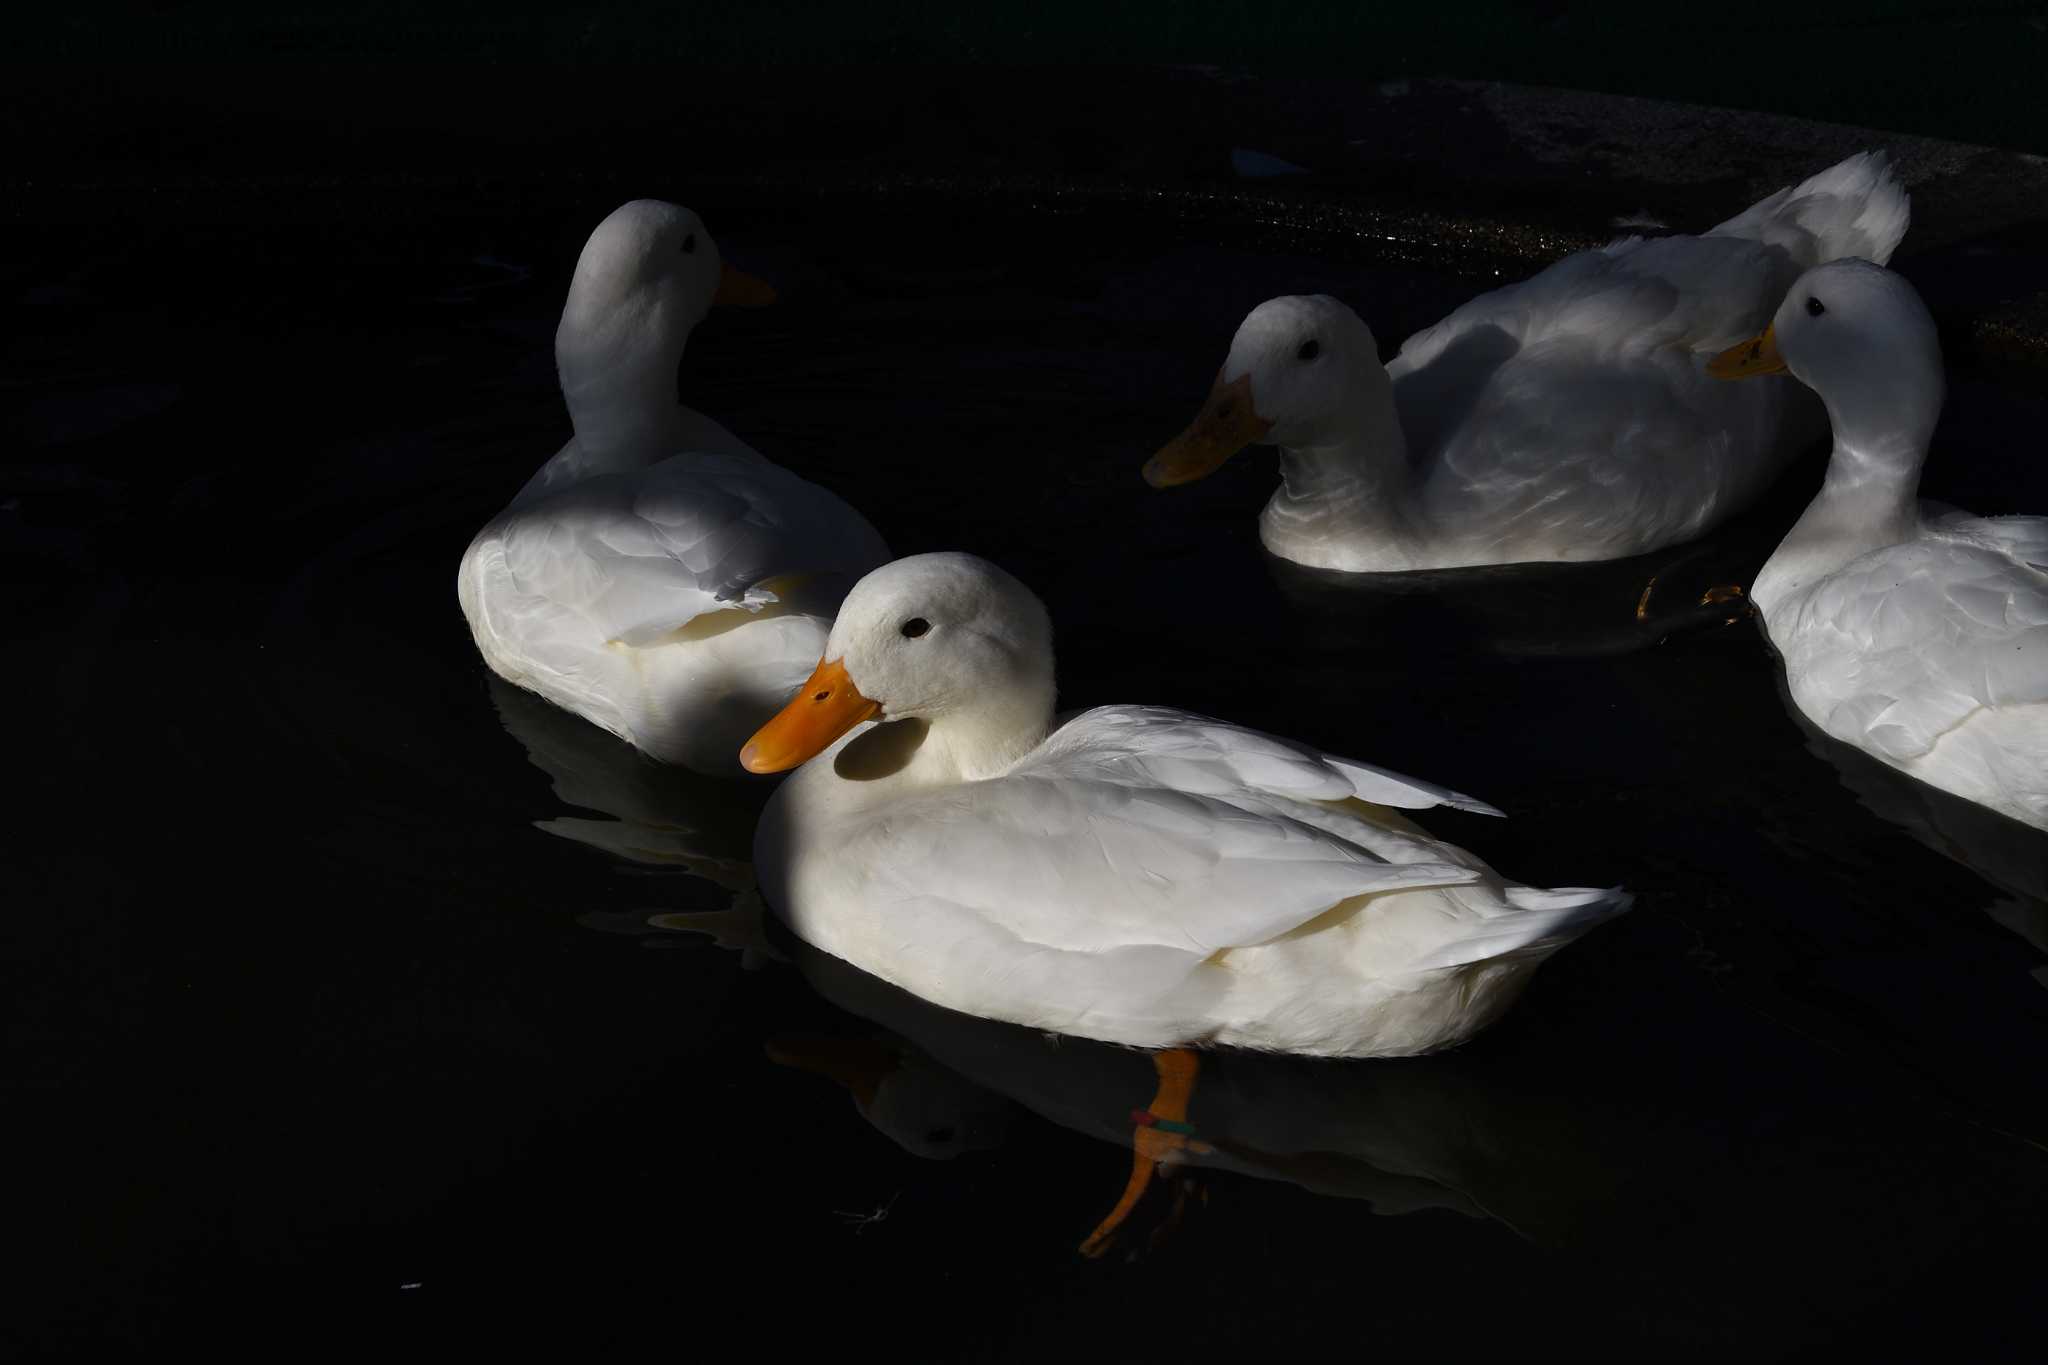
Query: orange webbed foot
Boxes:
[{"xmin": 1078, "ymin": 1049, "xmax": 1210, "ymax": 1259}]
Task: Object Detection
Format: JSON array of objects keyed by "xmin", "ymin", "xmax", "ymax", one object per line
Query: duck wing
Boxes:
[
  {"xmin": 1389, "ymin": 235, "xmax": 1803, "ymax": 557},
  {"xmin": 1385, "ymin": 152, "xmax": 1907, "ymax": 534},
  {"xmin": 485, "ymin": 451, "xmax": 888, "ymax": 648},
  {"xmin": 800, "ymin": 707, "xmax": 1631, "ymax": 1042}
]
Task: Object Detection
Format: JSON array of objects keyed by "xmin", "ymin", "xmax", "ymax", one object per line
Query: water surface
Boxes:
[{"xmin": 8, "ymin": 194, "xmax": 2047, "ymax": 1358}]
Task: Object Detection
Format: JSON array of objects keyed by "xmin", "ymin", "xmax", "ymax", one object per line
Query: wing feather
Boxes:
[
  {"xmin": 491, "ymin": 451, "xmax": 886, "ymax": 646},
  {"xmin": 831, "ymin": 707, "xmax": 1491, "ymax": 962}
]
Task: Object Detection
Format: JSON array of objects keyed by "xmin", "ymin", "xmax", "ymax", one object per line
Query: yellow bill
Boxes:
[
  {"xmin": 740, "ymin": 657, "xmax": 879, "ymax": 773},
  {"xmin": 713, "ymin": 263, "xmax": 778, "ymax": 308},
  {"xmin": 1706, "ymin": 325, "xmax": 1787, "ymax": 380},
  {"xmin": 1143, "ymin": 372, "xmax": 1274, "ymax": 488}
]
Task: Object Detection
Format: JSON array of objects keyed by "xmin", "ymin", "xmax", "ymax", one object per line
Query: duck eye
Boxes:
[
  {"xmin": 1805, "ymin": 296, "xmax": 1825, "ymax": 317},
  {"xmin": 900, "ymin": 617, "xmax": 931, "ymax": 639},
  {"xmin": 681, "ymin": 233, "xmax": 698, "ymax": 255},
  {"xmin": 1297, "ymin": 338, "xmax": 1321, "ymax": 361}
]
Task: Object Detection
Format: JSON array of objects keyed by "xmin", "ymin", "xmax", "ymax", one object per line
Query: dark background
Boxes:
[
  {"xmin": 11, "ymin": 4, "xmax": 2048, "ymax": 207},
  {"xmin": 8, "ymin": 5, "xmax": 2048, "ymax": 1361}
]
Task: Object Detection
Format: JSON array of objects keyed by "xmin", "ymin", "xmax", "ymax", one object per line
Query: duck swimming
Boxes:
[
  {"xmin": 457, "ymin": 201, "xmax": 889, "ymax": 774},
  {"xmin": 741, "ymin": 552, "xmax": 1630, "ymax": 1058},
  {"xmin": 1709, "ymin": 259, "xmax": 2047, "ymax": 831},
  {"xmin": 1145, "ymin": 152, "xmax": 1910, "ymax": 573}
]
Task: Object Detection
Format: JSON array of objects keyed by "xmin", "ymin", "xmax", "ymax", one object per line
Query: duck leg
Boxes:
[{"xmin": 1078, "ymin": 1048, "xmax": 1210, "ymax": 1258}]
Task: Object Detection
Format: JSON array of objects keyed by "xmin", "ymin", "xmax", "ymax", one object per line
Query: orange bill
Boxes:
[
  {"xmin": 740, "ymin": 657, "xmax": 879, "ymax": 773},
  {"xmin": 1706, "ymin": 324, "xmax": 1787, "ymax": 380},
  {"xmin": 713, "ymin": 263, "xmax": 778, "ymax": 308},
  {"xmin": 1143, "ymin": 372, "xmax": 1273, "ymax": 488}
]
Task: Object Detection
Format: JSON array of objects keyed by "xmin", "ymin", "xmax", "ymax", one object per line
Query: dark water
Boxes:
[{"xmin": 8, "ymin": 193, "xmax": 2048, "ymax": 1358}]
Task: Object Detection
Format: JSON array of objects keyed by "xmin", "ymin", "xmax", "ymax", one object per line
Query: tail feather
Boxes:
[
  {"xmin": 1709, "ymin": 150, "xmax": 1910, "ymax": 268},
  {"xmin": 1411, "ymin": 885, "xmax": 1634, "ymax": 972}
]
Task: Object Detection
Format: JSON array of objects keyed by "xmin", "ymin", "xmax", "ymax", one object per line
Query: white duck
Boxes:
[
  {"xmin": 458, "ymin": 201, "xmax": 889, "ymax": 774},
  {"xmin": 1708, "ymin": 259, "xmax": 2047, "ymax": 830},
  {"xmin": 740, "ymin": 552, "xmax": 1630, "ymax": 1058},
  {"xmin": 1145, "ymin": 152, "xmax": 1910, "ymax": 573}
]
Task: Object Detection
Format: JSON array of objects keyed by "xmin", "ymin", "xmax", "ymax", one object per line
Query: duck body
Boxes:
[
  {"xmin": 1150, "ymin": 153, "xmax": 1911, "ymax": 573},
  {"xmin": 1760, "ymin": 511, "xmax": 2048, "ymax": 829},
  {"xmin": 456, "ymin": 201, "xmax": 888, "ymax": 774},
  {"xmin": 1714, "ymin": 259, "xmax": 2047, "ymax": 830},
  {"xmin": 746, "ymin": 554, "xmax": 1630, "ymax": 1058},
  {"xmin": 461, "ymin": 449, "xmax": 888, "ymax": 774}
]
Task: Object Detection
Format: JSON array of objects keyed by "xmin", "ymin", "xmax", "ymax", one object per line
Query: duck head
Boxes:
[
  {"xmin": 1145, "ymin": 294, "xmax": 1384, "ymax": 487},
  {"xmin": 551, "ymin": 201, "xmax": 777, "ymax": 463},
  {"xmin": 740, "ymin": 553, "xmax": 1056, "ymax": 776},
  {"xmin": 557, "ymin": 200, "xmax": 774, "ymax": 355},
  {"xmin": 1709, "ymin": 257, "xmax": 1944, "ymax": 463}
]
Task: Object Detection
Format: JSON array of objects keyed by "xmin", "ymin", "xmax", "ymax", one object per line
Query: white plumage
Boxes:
[
  {"xmin": 1147, "ymin": 152, "xmax": 1911, "ymax": 572},
  {"xmin": 1714, "ymin": 258, "xmax": 2047, "ymax": 830},
  {"xmin": 457, "ymin": 201, "xmax": 888, "ymax": 774},
  {"xmin": 749, "ymin": 553, "xmax": 1630, "ymax": 1057}
]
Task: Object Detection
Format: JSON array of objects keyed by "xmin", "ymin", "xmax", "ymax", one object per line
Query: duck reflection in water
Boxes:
[
  {"xmin": 767, "ymin": 935, "xmax": 1626, "ymax": 1259},
  {"xmin": 489, "ymin": 675, "xmax": 765, "ymax": 885},
  {"xmin": 489, "ymin": 675, "xmax": 780, "ymax": 961},
  {"xmin": 1779, "ymin": 677, "xmax": 2048, "ymax": 974},
  {"xmin": 485, "ymin": 603, "xmax": 2048, "ymax": 1280},
  {"xmin": 1263, "ymin": 531, "xmax": 1775, "ymax": 664},
  {"xmin": 486, "ymin": 670, "xmax": 1617, "ymax": 1254}
]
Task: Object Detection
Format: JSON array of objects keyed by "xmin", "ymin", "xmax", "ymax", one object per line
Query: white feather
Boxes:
[
  {"xmin": 456, "ymin": 201, "xmax": 888, "ymax": 774},
  {"xmin": 1171, "ymin": 152, "xmax": 1911, "ymax": 572},
  {"xmin": 757, "ymin": 554, "xmax": 1630, "ymax": 1057},
  {"xmin": 1738, "ymin": 259, "xmax": 2047, "ymax": 829}
]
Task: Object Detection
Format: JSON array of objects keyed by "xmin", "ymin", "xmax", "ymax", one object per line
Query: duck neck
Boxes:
[
  {"xmin": 910, "ymin": 675, "xmax": 1057, "ymax": 785},
  {"xmin": 1268, "ymin": 385, "xmax": 1418, "ymax": 542},
  {"xmin": 1756, "ymin": 398, "xmax": 1931, "ymax": 618},
  {"xmin": 555, "ymin": 297, "xmax": 695, "ymax": 474}
]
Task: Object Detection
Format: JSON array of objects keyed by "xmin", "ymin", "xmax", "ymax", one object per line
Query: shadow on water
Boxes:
[
  {"xmin": 1776, "ymin": 674, "xmax": 2048, "ymax": 960},
  {"xmin": 762, "ymin": 928, "xmax": 2039, "ymax": 1268},
  {"xmin": 486, "ymin": 599, "xmax": 2048, "ymax": 1357},
  {"xmin": 7, "ymin": 189, "xmax": 2048, "ymax": 1357},
  {"xmin": 488, "ymin": 676, "xmax": 764, "ymax": 891},
  {"xmin": 485, "ymin": 677, "xmax": 2048, "ymax": 1352}
]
